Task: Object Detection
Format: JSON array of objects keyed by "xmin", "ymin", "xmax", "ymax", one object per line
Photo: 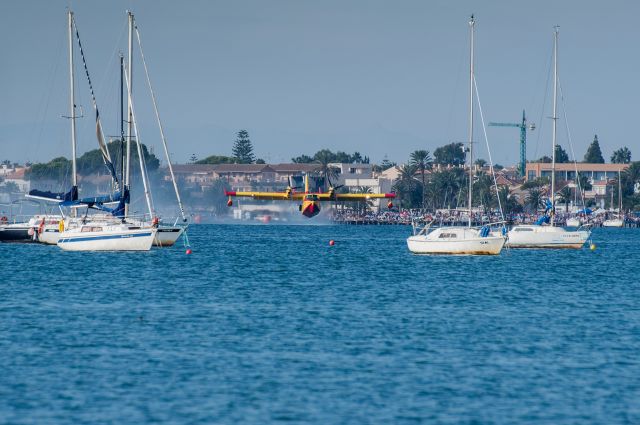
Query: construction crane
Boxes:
[{"xmin": 489, "ymin": 110, "xmax": 535, "ymax": 178}]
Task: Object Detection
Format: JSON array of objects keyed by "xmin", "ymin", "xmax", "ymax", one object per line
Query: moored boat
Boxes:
[
  {"xmin": 406, "ymin": 16, "xmax": 506, "ymax": 256},
  {"xmin": 507, "ymin": 224, "xmax": 590, "ymax": 249},
  {"xmin": 506, "ymin": 28, "xmax": 591, "ymax": 249},
  {"xmin": 407, "ymin": 226, "xmax": 505, "ymax": 255},
  {"xmin": 57, "ymin": 221, "xmax": 156, "ymax": 251}
]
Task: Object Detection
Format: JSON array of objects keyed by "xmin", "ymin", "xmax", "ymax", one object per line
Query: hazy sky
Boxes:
[{"xmin": 1, "ymin": 1, "xmax": 639, "ymax": 167}]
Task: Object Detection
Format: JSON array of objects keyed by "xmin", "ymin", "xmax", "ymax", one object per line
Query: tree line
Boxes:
[
  {"xmin": 25, "ymin": 140, "xmax": 159, "ymax": 182},
  {"xmin": 535, "ymin": 135, "xmax": 632, "ymax": 164}
]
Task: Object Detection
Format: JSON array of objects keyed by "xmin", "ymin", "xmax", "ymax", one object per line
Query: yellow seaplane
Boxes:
[{"xmin": 224, "ymin": 174, "xmax": 395, "ymax": 218}]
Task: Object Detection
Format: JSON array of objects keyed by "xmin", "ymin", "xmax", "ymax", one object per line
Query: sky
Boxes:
[{"xmin": 1, "ymin": 0, "xmax": 639, "ymax": 167}]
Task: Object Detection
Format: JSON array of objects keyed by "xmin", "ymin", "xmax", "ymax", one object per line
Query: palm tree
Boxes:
[
  {"xmin": 497, "ymin": 186, "xmax": 522, "ymax": 216},
  {"xmin": 474, "ymin": 172, "xmax": 495, "ymax": 213},
  {"xmin": 557, "ymin": 186, "xmax": 573, "ymax": 213},
  {"xmin": 623, "ymin": 161, "xmax": 640, "ymax": 185},
  {"xmin": 393, "ymin": 163, "xmax": 419, "ymax": 209},
  {"xmin": 410, "ymin": 150, "xmax": 432, "ymax": 211},
  {"xmin": 611, "ymin": 147, "xmax": 632, "ymax": 164},
  {"xmin": 430, "ymin": 167, "xmax": 465, "ymax": 210},
  {"xmin": 314, "ymin": 150, "xmax": 340, "ymax": 189},
  {"xmin": 525, "ymin": 188, "xmax": 544, "ymax": 213}
]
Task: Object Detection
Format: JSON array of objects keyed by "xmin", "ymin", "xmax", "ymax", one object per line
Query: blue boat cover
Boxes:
[
  {"xmin": 535, "ymin": 215, "xmax": 550, "ymax": 225},
  {"xmin": 28, "ymin": 186, "xmax": 78, "ymax": 203}
]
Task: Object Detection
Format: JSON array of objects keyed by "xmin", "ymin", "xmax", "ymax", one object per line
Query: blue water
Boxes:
[{"xmin": 1, "ymin": 225, "xmax": 639, "ymax": 424}]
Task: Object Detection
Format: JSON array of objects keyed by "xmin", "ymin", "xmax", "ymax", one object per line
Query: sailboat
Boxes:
[
  {"xmin": 407, "ymin": 15, "xmax": 505, "ymax": 255},
  {"xmin": 53, "ymin": 10, "xmax": 156, "ymax": 251},
  {"xmin": 603, "ymin": 170, "xmax": 624, "ymax": 227},
  {"xmin": 120, "ymin": 11, "xmax": 187, "ymax": 247},
  {"xmin": 506, "ymin": 27, "xmax": 590, "ymax": 248}
]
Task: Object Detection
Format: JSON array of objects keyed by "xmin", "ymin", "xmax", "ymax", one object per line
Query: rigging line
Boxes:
[
  {"xmin": 94, "ymin": 20, "xmax": 128, "ymax": 106},
  {"xmin": 32, "ymin": 25, "xmax": 66, "ymax": 160},
  {"xmin": 123, "ymin": 60, "xmax": 155, "ymax": 218},
  {"xmin": 532, "ymin": 47, "xmax": 554, "ymax": 163},
  {"xmin": 72, "ymin": 17, "xmax": 120, "ymax": 190},
  {"xmin": 472, "ymin": 75, "xmax": 504, "ymax": 222},
  {"xmin": 558, "ymin": 81, "xmax": 587, "ymax": 209},
  {"xmin": 445, "ymin": 41, "xmax": 467, "ymax": 142},
  {"xmin": 135, "ymin": 22, "xmax": 187, "ymax": 222}
]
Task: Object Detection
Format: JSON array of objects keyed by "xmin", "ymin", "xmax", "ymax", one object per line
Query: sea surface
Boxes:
[{"xmin": 1, "ymin": 224, "xmax": 639, "ymax": 424}]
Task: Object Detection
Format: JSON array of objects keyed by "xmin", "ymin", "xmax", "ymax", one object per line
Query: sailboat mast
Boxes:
[
  {"xmin": 68, "ymin": 11, "xmax": 77, "ymax": 189},
  {"xmin": 125, "ymin": 11, "xmax": 134, "ymax": 217},
  {"xmin": 120, "ymin": 54, "xmax": 125, "ymax": 186},
  {"xmin": 551, "ymin": 26, "xmax": 559, "ymax": 226},
  {"xmin": 618, "ymin": 169, "xmax": 622, "ymax": 212},
  {"xmin": 68, "ymin": 10, "xmax": 78, "ymax": 217},
  {"xmin": 467, "ymin": 15, "xmax": 475, "ymax": 227}
]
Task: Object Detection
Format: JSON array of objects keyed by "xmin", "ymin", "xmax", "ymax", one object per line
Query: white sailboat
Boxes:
[
  {"xmin": 55, "ymin": 10, "xmax": 156, "ymax": 252},
  {"xmin": 407, "ymin": 15, "xmax": 505, "ymax": 255},
  {"xmin": 57, "ymin": 221, "xmax": 156, "ymax": 251},
  {"xmin": 122, "ymin": 12, "xmax": 186, "ymax": 247},
  {"xmin": 603, "ymin": 170, "xmax": 624, "ymax": 227},
  {"xmin": 507, "ymin": 27, "xmax": 590, "ymax": 249}
]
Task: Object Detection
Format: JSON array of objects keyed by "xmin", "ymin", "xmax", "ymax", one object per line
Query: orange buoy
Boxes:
[
  {"xmin": 329, "ymin": 240, "xmax": 335, "ymax": 246},
  {"xmin": 186, "ymin": 248, "xmax": 192, "ymax": 255}
]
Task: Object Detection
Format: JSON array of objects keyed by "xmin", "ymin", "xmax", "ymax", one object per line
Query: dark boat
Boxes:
[{"xmin": 0, "ymin": 222, "xmax": 34, "ymax": 243}]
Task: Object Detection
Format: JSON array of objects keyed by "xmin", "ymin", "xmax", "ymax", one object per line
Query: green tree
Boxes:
[
  {"xmin": 555, "ymin": 144, "xmax": 570, "ymax": 163},
  {"xmin": 291, "ymin": 154, "xmax": 314, "ymax": 163},
  {"xmin": 196, "ymin": 155, "xmax": 235, "ymax": 165},
  {"xmin": 410, "ymin": 150, "xmax": 432, "ymax": 210},
  {"xmin": 623, "ymin": 161, "xmax": 640, "ymax": 185},
  {"xmin": 521, "ymin": 177, "xmax": 549, "ymax": 190},
  {"xmin": 26, "ymin": 156, "xmax": 71, "ymax": 181},
  {"xmin": 204, "ymin": 179, "xmax": 232, "ymax": 215},
  {"xmin": 525, "ymin": 188, "xmax": 544, "ymax": 213},
  {"xmin": 473, "ymin": 172, "xmax": 496, "ymax": 212},
  {"xmin": 611, "ymin": 147, "xmax": 632, "ymax": 164},
  {"xmin": 497, "ymin": 186, "xmax": 522, "ymax": 215},
  {"xmin": 536, "ymin": 155, "xmax": 552, "ymax": 163},
  {"xmin": 314, "ymin": 150, "xmax": 340, "ymax": 187},
  {"xmin": 621, "ymin": 161, "xmax": 640, "ymax": 209},
  {"xmin": 232, "ymin": 130, "xmax": 255, "ymax": 164},
  {"xmin": 426, "ymin": 167, "xmax": 466, "ymax": 210},
  {"xmin": 393, "ymin": 164, "xmax": 421, "ymax": 209},
  {"xmin": 433, "ymin": 142, "xmax": 465, "ymax": 166},
  {"xmin": 474, "ymin": 158, "xmax": 487, "ymax": 168},
  {"xmin": 557, "ymin": 185, "xmax": 573, "ymax": 213},
  {"xmin": 584, "ymin": 135, "xmax": 605, "ymax": 163},
  {"xmin": 577, "ymin": 174, "xmax": 592, "ymax": 191}
]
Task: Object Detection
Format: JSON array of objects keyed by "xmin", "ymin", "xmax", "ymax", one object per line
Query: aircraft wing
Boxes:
[
  {"xmin": 317, "ymin": 192, "xmax": 396, "ymax": 201},
  {"xmin": 224, "ymin": 190, "xmax": 305, "ymax": 201}
]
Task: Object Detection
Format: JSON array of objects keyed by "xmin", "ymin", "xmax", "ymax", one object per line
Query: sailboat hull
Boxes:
[
  {"xmin": 153, "ymin": 226, "xmax": 184, "ymax": 247},
  {"xmin": 407, "ymin": 227, "xmax": 505, "ymax": 255},
  {"xmin": 58, "ymin": 227, "xmax": 156, "ymax": 251},
  {"xmin": 0, "ymin": 223, "xmax": 33, "ymax": 242},
  {"xmin": 506, "ymin": 225, "xmax": 590, "ymax": 249},
  {"xmin": 38, "ymin": 228, "xmax": 61, "ymax": 245}
]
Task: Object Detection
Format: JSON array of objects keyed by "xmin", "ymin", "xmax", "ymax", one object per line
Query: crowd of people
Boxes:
[{"xmin": 331, "ymin": 208, "xmax": 640, "ymax": 227}]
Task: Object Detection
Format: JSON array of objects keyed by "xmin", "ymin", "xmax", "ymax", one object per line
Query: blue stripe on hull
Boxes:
[{"xmin": 59, "ymin": 232, "xmax": 153, "ymax": 244}]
